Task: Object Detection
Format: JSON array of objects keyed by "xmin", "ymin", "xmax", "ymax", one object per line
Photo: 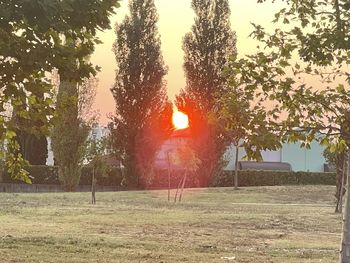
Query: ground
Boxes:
[{"xmin": 0, "ymin": 186, "xmax": 342, "ymax": 262}]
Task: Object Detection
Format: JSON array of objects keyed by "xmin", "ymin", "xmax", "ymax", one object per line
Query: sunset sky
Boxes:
[{"xmin": 91, "ymin": 0, "xmax": 287, "ymax": 124}]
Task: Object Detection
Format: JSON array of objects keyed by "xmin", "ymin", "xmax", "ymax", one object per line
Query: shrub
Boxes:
[
  {"xmin": 2, "ymin": 166, "xmax": 336, "ymax": 188},
  {"xmin": 2, "ymin": 165, "xmax": 59, "ymax": 184},
  {"xmin": 211, "ymin": 170, "xmax": 336, "ymax": 187},
  {"xmin": 79, "ymin": 166, "xmax": 123, "ymax": 186},
  {"xmin": 137, "ymin": 169, "xmax": 200, "ymax": 189},
  {"xmin": 2, "ymin": 165, "xmax": 123, "ymax": 187},
  {"xmin": 27, "ymin": 166, "xmax": 60, "ymax": 184}
]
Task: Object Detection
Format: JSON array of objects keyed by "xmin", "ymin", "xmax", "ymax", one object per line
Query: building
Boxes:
[
  {"xmin": 224, "ymin": 140, "xmax": 327, "ymax": 172},
  {"xmin": 155, "ymin": 130, "xmax": 328, "ymax": 172},
  {"xmin": 154, "ymin": 128, "xmax": 191, "ymax": 170},
  {"xmin": 49, "ymin": 125, "xmax": 328, "ymax": 173}
]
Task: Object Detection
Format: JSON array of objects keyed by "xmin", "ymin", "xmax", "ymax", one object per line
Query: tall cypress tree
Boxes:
[
  {"xmin": 176, "ymin": 0, "xmax": 237, "ymax": 186},
  {"xmin": 111, "ymin": 0, "xmax": 169, "ymax": 187},
  {"xmin": 51, "ymin": 81, "xmax": 90, "ymax": 191}
]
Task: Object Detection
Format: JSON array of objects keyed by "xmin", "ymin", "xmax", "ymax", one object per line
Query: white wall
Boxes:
[
  {"xmin": 224, "ymin": 141, "xmax": 326, "ymax": 172},
  {"xmin": 46, "ymin": 125, "xmax": 110, "ymax": 166}
]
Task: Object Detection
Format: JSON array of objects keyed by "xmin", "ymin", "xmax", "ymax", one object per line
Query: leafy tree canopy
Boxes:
[
  {"xmin": 222, "ymin": 0, "xmax": 350, "ymax": 152},
  {"xmin": 0, "ymin": 0, "xmax": 120, "ymax": 181}
]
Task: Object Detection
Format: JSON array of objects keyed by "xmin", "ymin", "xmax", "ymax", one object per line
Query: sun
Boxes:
[{"xmin": 172, "ymin": 111, "xmax": 189, "ymax": 130}]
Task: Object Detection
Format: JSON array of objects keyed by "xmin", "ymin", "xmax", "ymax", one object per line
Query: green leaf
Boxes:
[{"xmin": 6, "ymin": 130, "xmax": 16, "ymax": 139}]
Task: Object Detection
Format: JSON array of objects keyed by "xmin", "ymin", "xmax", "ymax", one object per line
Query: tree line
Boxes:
[
  {"xmin": 1, "ymin": 0, "xmax": 237, "ymax": 191},
  {"xmin": 0, "ymin": 0, "xmax": 348, "ymax": 197},
  {"xmin": 111, "ymin": 0, "xmax": 236, "ymax": 188},
  {"xmin": 2, "ymin": 0, "xmax": 350, "ymax": 195}
]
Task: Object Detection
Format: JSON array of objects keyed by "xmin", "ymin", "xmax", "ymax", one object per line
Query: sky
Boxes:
[{"xmin": 91, "ymin": 0, "xmax": 287, "ymax": 124}]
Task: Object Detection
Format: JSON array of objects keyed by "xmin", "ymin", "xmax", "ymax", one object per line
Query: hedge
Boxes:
[
  {"xmin": 0, "ymin": 166, "xmax": 337, "ymax": 188},
  {"xmin": 210, "ymin": 170, "xmax": 336, "ymax": 187},
  {"xmin": 79, "ymin": 166, "xmax": 123, "ymax": 186},
  {"xmin": 139, "ymin": 169, "xmax": 201, "ymax": 189},
  {"xmin": 1, "ymin": 165, "xmax": 123, "ymax": 187}
]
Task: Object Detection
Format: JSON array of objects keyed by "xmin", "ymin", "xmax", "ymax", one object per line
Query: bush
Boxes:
[
  {"xmin": 2, "ymin": 165, "xmax": 59, "ymax": 184},
  {"xmin": 27, "ymin": 166, "xmax": 60, "ymax": 184},
  {"xmin": 2, "ymin": 166, "xmax": 335, "ymax": 188},
  {"xmin": 2, "ymin": 165, "xmax": 123, "ymax": 187},
  {"xmin": 79, "ymin": 166, "xmax": 123, "ymax": 186},
  {"xmin": 211, "ymin": 170, "xmax": 336, "ymax": 187}
]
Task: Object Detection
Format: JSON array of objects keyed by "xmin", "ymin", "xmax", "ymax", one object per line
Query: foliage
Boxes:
[
  {"xmin": 323, "ymin": 143, "xmax": 347, "ymax": 212},
  {"xmin": 11, "ymin": 92, "xmax": 49, "ymax": 166},
  {"xmin": 217, "ymin": 0, "xmax": 350, "ymax": 176},
  {"xmin": 171, "ymin": 144, "xmax": 201, "ymax": 202},
  {"xmin": 323, "ymin": 144, "xmax": 345, "ymax": 175},
  {"xmin": 135, "ymin": 102, "xmax": 173, "ymax": 188},
  {"xmin": 171, "ymin": 144, "xmax": 201, "ymax": 173},
  {"xmin": 16, "ymin": 131, "xmax": 48, "ymax": 165},
  {"xmin": 111, "ymin": 0, "xmax": 171, "ymax": 188},
  {"xmin": 49, "ymin": 0, "xmax": 118, "ymax": 192},
  {"xmin": 76, "ymin": 77, "xmax": 100, "ymax": 123},
  {"xmin": 230, "ymin": 0, "xmax": 350, "ymax": 147},
  {"xmin": 84, "ymin": 137, "xmax": 110, "ymax": 180},
  {"xmin": 211, "ymin": 170, "xmax": 336, "ymax": 187},
  {"xmin": 0, "ymin": 164, "xmax": 338, "ymax": 191},
  {"xmin": 181, "ymin": 0, "xmax": 237, "ymax": 108},
  {"xmin": 227, "ymin": 1, "xmax": 349, "ymax": 259},
  {"xmin": 2, "ymin": 165, "xmax": 58, "ymax": 185},
  {"xmin": 213, "ymin": 69, "xmax": 282, "ymax": 160},
  {"xmin": 176, "ymin": 0, "xmax": 237, "ymax": 187},
  {"xmin": 132, "ymin": 169, "xmax": 200, "ymax": 189},
  {"xmin": 51, "ymin": 81, "xmax": 90, "ymax": 191},
  {"xmin": 3, "ymin": 137, "xmax": 30, "ymax": 184},
  {"xmin": 0, "ymin": 0, "xmax": 120, "ymax": 181},
  {"xmin": 1, "ymin": 165, "xmax": 122, "ymax": 186},
  {"xmin": 80, "ymin": 166, "xmax": 123, "ymax": 187}
]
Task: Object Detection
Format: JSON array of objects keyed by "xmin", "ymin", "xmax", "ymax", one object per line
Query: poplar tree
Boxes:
[
  {"xmin": 111, "ymin": 0, "xmax": 169, "ymax": 187},
  {"xmin": 176, "ymin": 0, "xmax": 237, "ymax": 186}
]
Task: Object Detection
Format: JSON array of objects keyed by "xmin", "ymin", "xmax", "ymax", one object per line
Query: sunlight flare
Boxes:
[{"xmin": 172, "ymin": 111, "xmax": 189, "ymax": 130}]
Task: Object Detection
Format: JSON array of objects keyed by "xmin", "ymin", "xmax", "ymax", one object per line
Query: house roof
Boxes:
[{"xmin": 171, "ymin": 128, "xmax": 191, "ymax": 138}]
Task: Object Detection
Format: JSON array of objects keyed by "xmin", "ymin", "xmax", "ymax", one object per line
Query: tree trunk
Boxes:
[
  {"xmin": 342, "ymin": 153, "xmax": 349, "ymax": 210},
  {"xmin": 0, "ymin": 159, "xmax": 4, "ymax": 183},
  {"xmin": 234, "ymin": 144, "xmax": 239, "ymax": 190},
  {"xmin": 91, "ymin": 166, "xmax": 96, "ymax": 205},
  {"xmin": 337, "ymin": 151, "xmax": 348, "ymax": 213},
  {"xmin": 167, "ymin": 151, "xmax": 171, "ymax": 202},
  {"xmin": 179, "ymin": 172, "xmax": 187, "ymax": 202},
  {"xmin": 174, "ymin": 176, "xmax": 184, "ymax": 203},
  {"xmin": 167, "ymin": 168, "xmax": 171, "ymax": 202},
  {"xmin": 340, "ymin": 150, "xmax": 350, "ymax": 262}
]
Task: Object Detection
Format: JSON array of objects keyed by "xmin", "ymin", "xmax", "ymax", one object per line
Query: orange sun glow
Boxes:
[{"xmin": 172, "ymin": 111, "xmax": 189, "ymax": 130}]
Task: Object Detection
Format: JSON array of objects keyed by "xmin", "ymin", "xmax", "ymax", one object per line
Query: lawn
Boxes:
[{"xmin": 0, "ymin": 186, "xmax": 342, "ymax": 262}]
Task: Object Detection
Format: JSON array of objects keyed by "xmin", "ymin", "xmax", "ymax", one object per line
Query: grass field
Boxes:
[{"xmin": 0, "ymin": 186, "xmax": 342, "ymax": 262}]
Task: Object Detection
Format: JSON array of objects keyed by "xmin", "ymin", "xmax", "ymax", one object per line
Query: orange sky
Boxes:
[{"xmin": 91, "ymin": 0, "xmax": 287, "ymax": 124}]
